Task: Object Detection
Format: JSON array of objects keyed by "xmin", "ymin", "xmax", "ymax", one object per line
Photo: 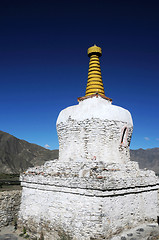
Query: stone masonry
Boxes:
[
  {"xmin": 0, "ymin": 190, "xmax": 21, "ymax": 228},
  {"xmin": 57, "ymin": 118, "xmax": 133, "ymax": 164}
]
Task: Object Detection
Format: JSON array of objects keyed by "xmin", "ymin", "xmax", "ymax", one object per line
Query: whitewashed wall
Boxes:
[
  {"xmin": 18, "ymin": 182, "xmax": 158, "ymax": 240},
  {"xmin": 18, "ymin": 159, "xmax": 159, "ymax": 239}
]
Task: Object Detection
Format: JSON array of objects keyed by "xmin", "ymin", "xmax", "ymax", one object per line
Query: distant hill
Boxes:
[
  {"xmin": 0, "ymin": 130, "xmax": 58, "ymax": 174},
  {"xmin": 0, "ymin": 130, "xmax": 159, "ymax": 175},
  {"xmin": 130, "ymin": 148, "xmax": 159, "ymax": 175}
]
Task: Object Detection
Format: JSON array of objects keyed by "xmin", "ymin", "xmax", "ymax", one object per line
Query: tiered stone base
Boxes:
[{"xmin": 18, "ymin": 159, "xmax": 159, "ymax": 240}]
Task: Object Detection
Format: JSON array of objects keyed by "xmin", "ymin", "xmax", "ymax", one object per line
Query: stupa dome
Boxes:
[{"xmin": 57, "ymin": 96, "xmax": 132, "ymax": 125}]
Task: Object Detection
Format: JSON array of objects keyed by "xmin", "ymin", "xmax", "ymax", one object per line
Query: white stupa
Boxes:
[{"xmin": 18, "ymin": 45, "xmax": 159, "ymax": 240}]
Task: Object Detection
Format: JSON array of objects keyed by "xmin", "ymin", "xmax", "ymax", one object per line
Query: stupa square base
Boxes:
[{"xmin": 18, "ymin": 160, "xmax": 159, "ymax": 240}]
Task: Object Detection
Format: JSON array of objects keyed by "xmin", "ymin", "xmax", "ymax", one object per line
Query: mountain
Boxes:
[
  {"xmin": 0, "ymin": 130, "xmax": 159, "ymax": 175},
  {"xmin": 0, "ymin": 130, "xmax": 58, "ymax": 174},
  {"xmin": 130, "ymin": 148, "xmax": 159, "ymax": 175}
]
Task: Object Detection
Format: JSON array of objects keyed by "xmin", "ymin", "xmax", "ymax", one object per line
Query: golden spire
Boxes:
[
  {"xmin": 85, "ymin": 45, "xmax": 105, "ymax": 96},
  {"xmin": 77, "ymin": 45, "xmax": 112, "ymax": 102}
]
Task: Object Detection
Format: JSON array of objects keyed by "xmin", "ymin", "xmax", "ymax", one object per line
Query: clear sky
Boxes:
[{"xmin": 0, "ymin": 0, "xmax": 158, "ymax": 150}]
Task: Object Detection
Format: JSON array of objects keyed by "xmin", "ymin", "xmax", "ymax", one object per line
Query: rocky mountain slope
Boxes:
[
  {"xmin": 130, "ymin": 148, "xmax": 159, "ymax": 175},
  {"xmin": 0, "ymin": 130, "xmax": 58, "ymax": 174},
  {"xmin": 0, "ymin": 130, "xmax": 159, "ymax": 174}
]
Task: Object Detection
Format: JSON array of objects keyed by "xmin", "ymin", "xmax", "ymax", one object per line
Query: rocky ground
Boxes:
[
  {"xmin": 111, "ymin": 223, "xmax": 159, "ymax": 240},
  {"xmin": 1, "ymin": 223, "xmax": 159, "ymax": 240}
]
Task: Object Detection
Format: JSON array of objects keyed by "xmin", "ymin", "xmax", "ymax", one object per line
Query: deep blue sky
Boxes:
[{"xmin": 0, "ymin": 0, "xmax": 158, "ymax": 150}]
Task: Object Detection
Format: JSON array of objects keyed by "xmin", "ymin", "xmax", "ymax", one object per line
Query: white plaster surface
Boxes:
[
  {"xmin": 19, "ymin": 181, "xmax": 159, "ymax": 240},
  {"xmin": 18, "ymin": 159, "xmax": 159, "ymax": 239}
]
